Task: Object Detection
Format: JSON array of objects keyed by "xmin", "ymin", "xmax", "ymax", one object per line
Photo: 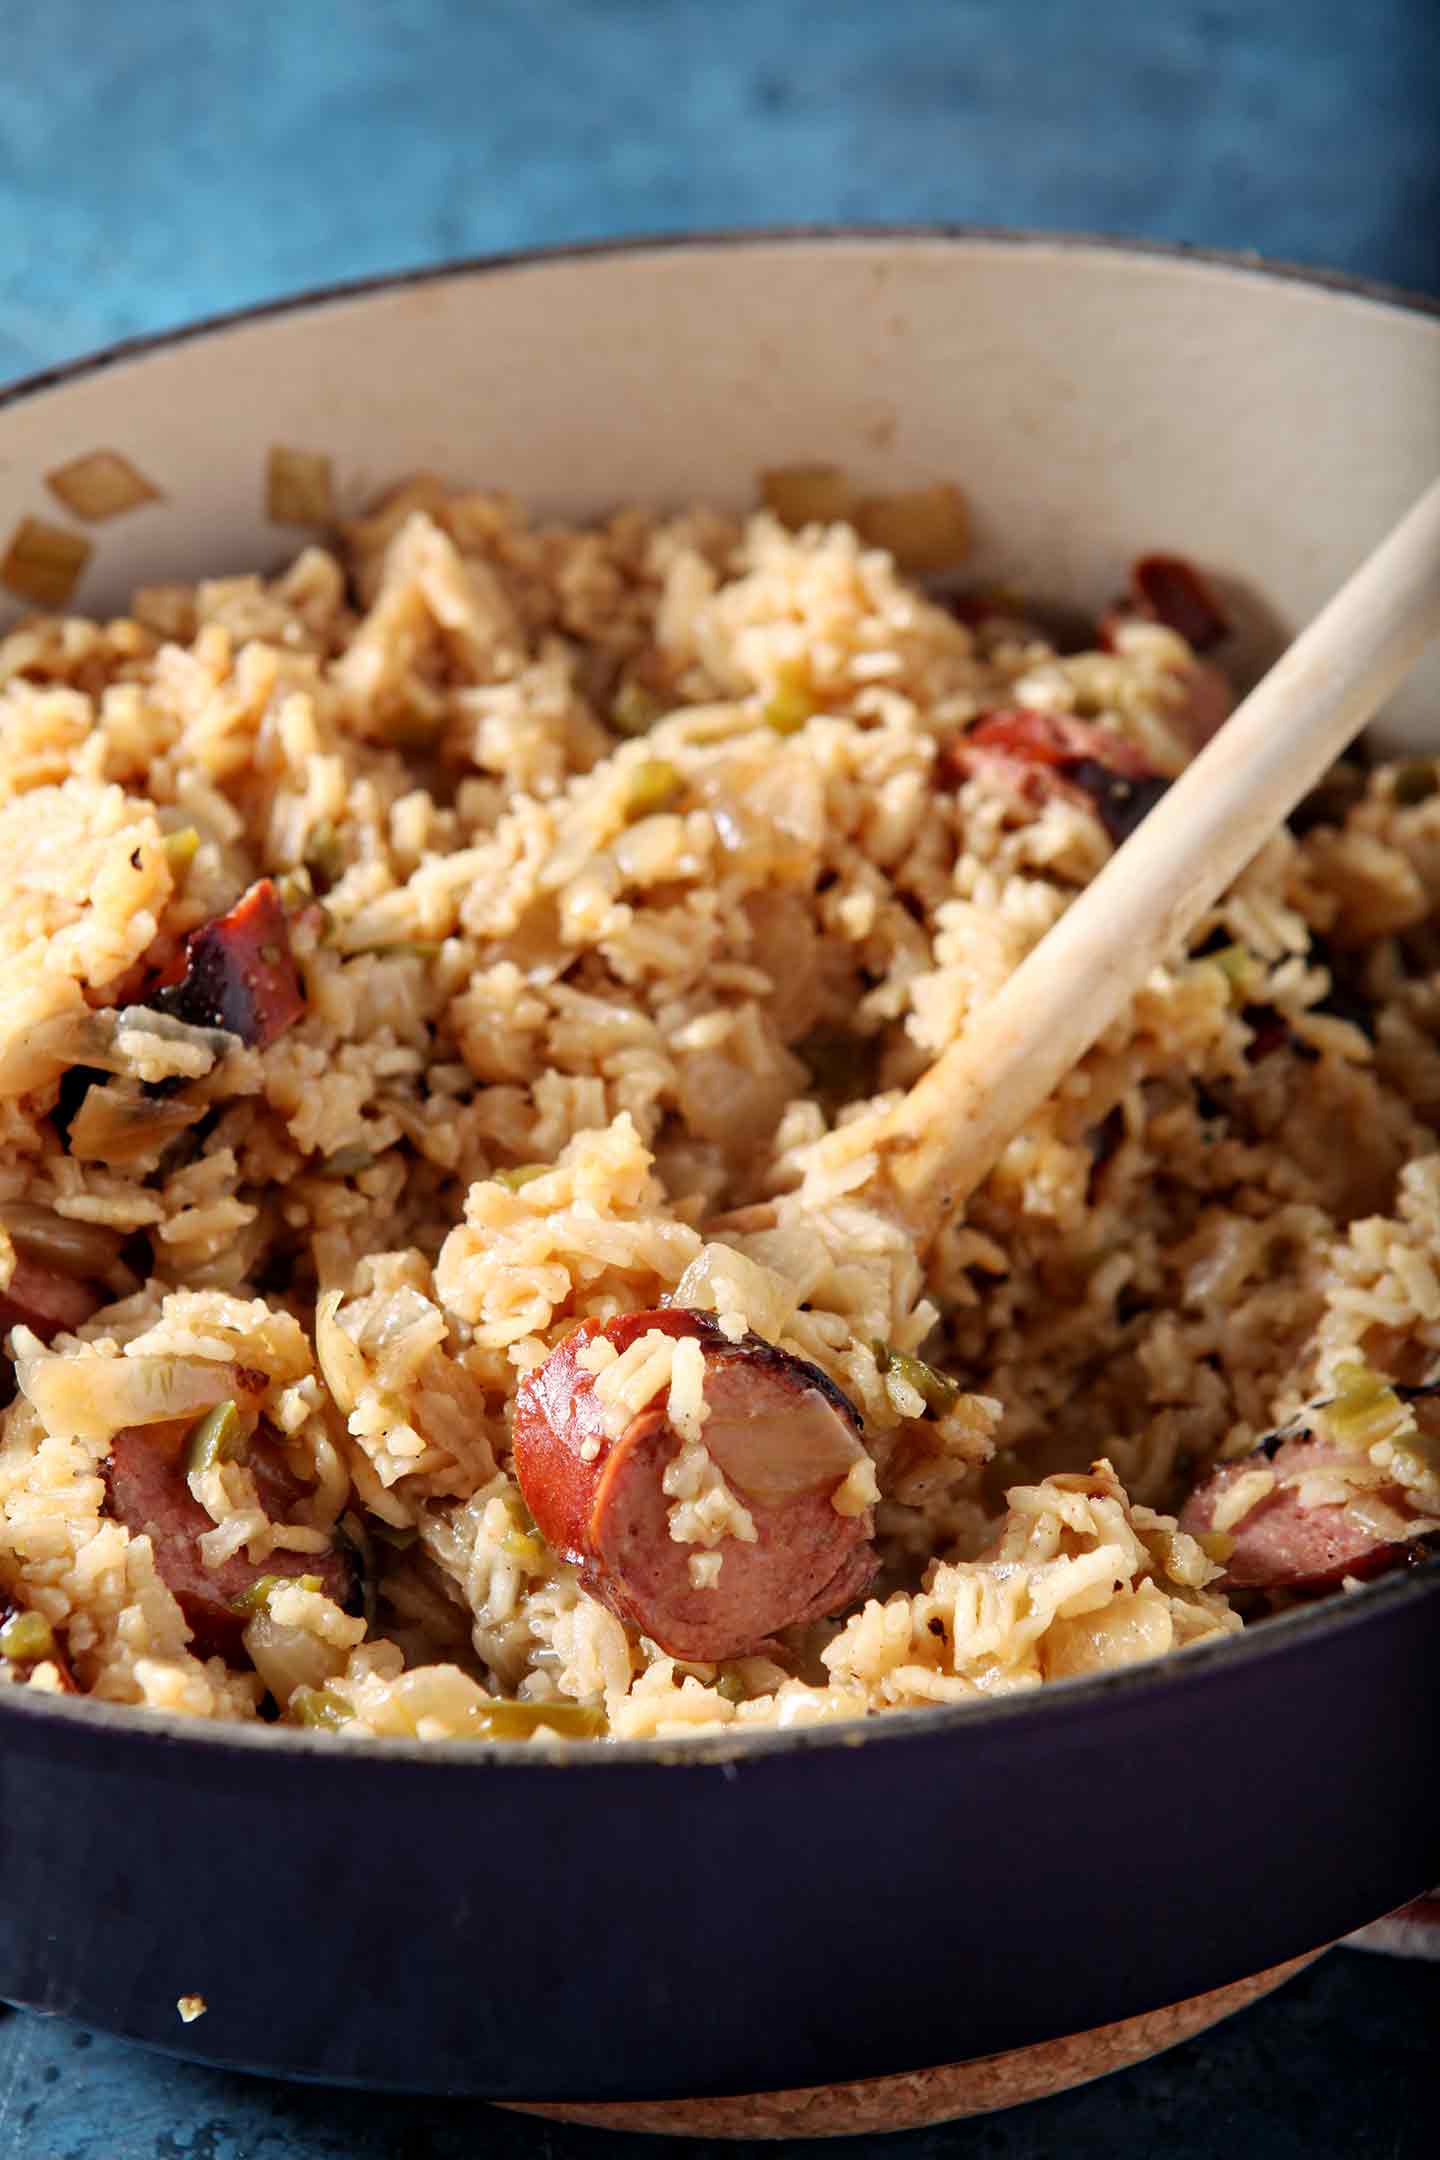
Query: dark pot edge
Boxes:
[{"xmin": 4, "ymin": 1547, "xmax": 1436, "ymax": 1773}]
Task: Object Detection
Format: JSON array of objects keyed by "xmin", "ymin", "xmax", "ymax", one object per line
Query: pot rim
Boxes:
[
  {"xmin": 2, "ymin": 220, "xmax": 1435, "ymax": 1769},
  {"xmin": 5, "ymin": 1545, "xmax": 1435, "ymax": 1769},
  {"xmin": 0, "ymin": 223, "xmax": 1436, "ymax": 416}
]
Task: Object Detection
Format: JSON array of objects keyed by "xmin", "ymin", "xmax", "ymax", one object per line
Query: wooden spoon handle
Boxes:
[{"xmin": 874, "ymin": 476, "xmax": 1440, "ymax": 1230}]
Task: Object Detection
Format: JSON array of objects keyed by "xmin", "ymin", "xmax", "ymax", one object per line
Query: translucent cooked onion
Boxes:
[
  {"xmin": 347, "ymin": 1664, "xmax": 606, "ymax": 1741},
  {"xmin": 67, "ymin": 1082, "xmax": 204, "ymax": 1165},
  {"xmin": 315, "ymin": 1289, "xmax": 368, "ymax": 1416},
  {"xmin": 1042, "ymin": 1586, "xmax": 1175, "ymax": 1678},
  {"xmin": 243, "ymin": 1609, "xmax": 347, "ymax": 1707},
  {"xmin": 16, "ymin": 1352, "xmax": 265, "ymax": 1443},
  {"xmin": 702, "ymin": 1358, "xmax": 866, "ymax": 1507}
]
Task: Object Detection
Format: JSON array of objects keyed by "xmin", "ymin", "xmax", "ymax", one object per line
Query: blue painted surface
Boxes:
[
  {"xmin": 2, "ymin": 1952, "xmax": 1437, "ymax": 2159},
  {"xmin": 1, "ymin": 1, "xmax": 1437, "ymax": 2153},
  {"xmin": 0, "ymin": 0, "xmax": 1437, "ymax": 387}
]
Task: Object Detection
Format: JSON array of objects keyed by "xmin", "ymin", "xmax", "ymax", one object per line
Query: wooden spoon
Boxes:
[{"xmin": 854, "ymin": 477, "xmax": 1440, "ymax": 1236}]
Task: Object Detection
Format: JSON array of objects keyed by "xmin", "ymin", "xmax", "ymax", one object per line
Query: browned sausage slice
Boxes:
[
  {"xmin": 0, "ymin": 1255, "xmax": 100, "ymax": 1343},
  {"xmin": 939, "ymin": 709, "xmax": 1170, "ymax": 844},
  {"xmin": 105, "ymin": 1420, "xmax": 356, "ymax": 1660},
  {"xmin": 1128, "ymin": 554, "xmax": 1230, "ymax": 652},
  {"xmin": 149, "ymin": 878, "xmax": 305, "ymax": 1049},
  {"xmin": 1180, "ymin": 1434, "xmax": 1412, "ymax": 1593},
  {"xmin": 512, "ymin": 1308, "xmax": 877, "ymax": 1662}
]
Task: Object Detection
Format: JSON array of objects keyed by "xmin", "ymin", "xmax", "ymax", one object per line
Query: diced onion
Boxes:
[
  {"xmin": 315, "ymin": 1289, "xmax": 368, "ymax": 1416},
  {"xmin": 759, "ymin": 464, "xmax": 855, "ymax": 529},
  {"xmin": 267, "ymin": 447, "xmax": 335, "ymax": 527},
  {"xmin": 45, "ymin": 449, "xmax": 161, "ymax": 523},
  {"xmin": 243, "ymin": 1610, "xmax": 348, "ymax": 1707},
  {"xmin": 0, "ymin": 517, "xmax": 92, "ymax": 608},
  {"xmin": 67, "ymin": 1083, "xmax": 203, "ymax": 1165},
  {"xmin": 16, "ymin": 1352, "xmax": 264, "ymax": 1443},
  {"xmin": 703, "ymin": 1380, "xmax": 864, "ymax": 1507},
  {"xmin": 855, "ymin": 485, "xmax": 970, "ymax": 572}
]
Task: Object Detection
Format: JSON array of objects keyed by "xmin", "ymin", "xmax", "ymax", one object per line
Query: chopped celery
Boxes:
[
  {"xmin": 762, "ymin": 678, "xmax": 815, "ymax": 736},
  {"xmin": 871, "ymin": 1341, "xmax": 960, "ymax": 1415},
  {"xmin": 230, "ymin": 1574, "xmax": 282, "ymax": 1617},
  {"xmin": 184, "ymin": 1400, "xmax": 243, "ymax": 1474},
  {"xmin": 474, "ymin": 1698, "xmax": 606, "ymax": 1741},
  {"xmin": 162, "ymin": 828, "xmax": 200, "ymax": 878}
]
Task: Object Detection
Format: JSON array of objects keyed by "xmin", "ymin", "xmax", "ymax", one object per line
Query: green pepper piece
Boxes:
[
  {"xmin": 185, "ymin": 1400, "xmax": 243, "ymax": 1474},
  {"xmin": 230, "ymin": 1573, "xmax": 282, "ymax": 1617},
  {"xmin": 0, "ymin": 1610, "xmax": 55, "ymax": 1663},
  {"xmin": 303, "ymin": 821, "xmax": 347, "ymax": 893},
  {"xmin": 611, "ymin": 681, "xmax": 664, "ymax": 737},
  {"xmin": 161, "ymin": 827, "xmax": 200, "ymax": 879},
  {"xmin": 624, "ymin": 759, "xmax": 683, "ymax": 821},
  {"xmin": 292, "ymin": 1683, "xmax": 355, "ymax": 1730},
  {"xmin": 762, "ymin": 679, "xmax": 815, "ymax": 736},
  {"xmin": 473, "ymin": 1698, "xmax": 606, "ymax": 1741},
  {"xmin": 874, "ymin": 1341, "xmax": 961, "ymax": 1415},
  {"xmin": 493, "ymin": 1163, "xmax": 548, "ymax": 1191}
]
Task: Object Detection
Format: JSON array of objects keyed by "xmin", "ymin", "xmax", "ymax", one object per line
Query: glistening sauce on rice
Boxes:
[{"xmin": 0, "ymin": 475, "xmax": 1436, "ymax": 1743}]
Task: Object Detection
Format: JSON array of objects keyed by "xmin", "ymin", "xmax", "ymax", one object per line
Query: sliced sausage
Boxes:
[
  {"xmin": 0, "ymin": 1583, "xmax": 75, "ymax": 1691},
  {"xmin": 0, "ymin": 1254, "xmax": 100, "ymax": 1343},
  {"xmin": 105, "ymin": 1420, "xmax": 356, "ymax": 1660},
  {"xmin": 512, "ymin": 1308, "xmax": 877, "ymax": 1662},
  {"xmin": 1170, "ymin": 657, "xmax": 1235, "ymax": 752},
  {"xmin": 1128, "ymin": 554, "xmax": 1230, "ymax": 652},
  {"xmin": 940, "ymin": 709, "xmax": 1169, "ymax": 843},
  {"xmin": 149, "ymin": 878, "xmax": 305, "ymax": 1049},
  {"xmin": 1180, "ymin": 1433, "xmax": 1414, "ymax": 1593}
]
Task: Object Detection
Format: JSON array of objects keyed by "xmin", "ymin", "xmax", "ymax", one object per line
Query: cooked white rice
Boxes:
[{"xmin": 1, "ymin": 477, "xmax": 1437, "ymax": 1744}]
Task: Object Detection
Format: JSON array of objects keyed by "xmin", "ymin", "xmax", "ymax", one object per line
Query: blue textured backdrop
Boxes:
[
  {"xmin": 1, "ymin": 0, "xmax": 1437, "ymax": 386},
  {"xmin": 2, "ymin": 2, "xmax": 1437, "ymax": 2155}
]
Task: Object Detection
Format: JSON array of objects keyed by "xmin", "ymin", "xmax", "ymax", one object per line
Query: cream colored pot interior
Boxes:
[{"xmin": 2, "ymin": 236, "xmax": 1438, "ymax": 744}]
